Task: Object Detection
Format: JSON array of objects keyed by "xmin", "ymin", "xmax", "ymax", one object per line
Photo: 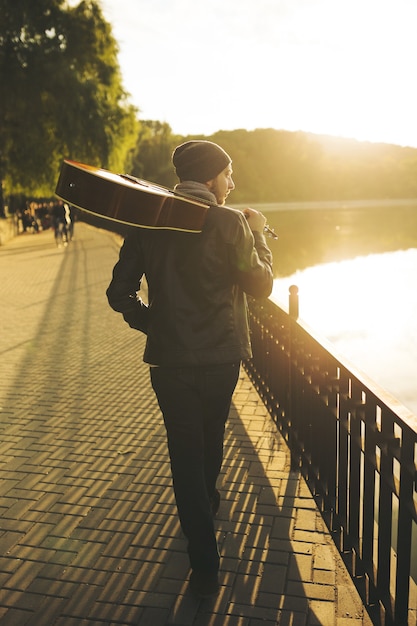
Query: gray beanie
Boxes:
[{"xmin": 172, "ymin": 140, "xmax": 231, "ymax": 183}]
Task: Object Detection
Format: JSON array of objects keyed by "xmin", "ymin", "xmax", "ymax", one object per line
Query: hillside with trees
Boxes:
[{"xmin": 131, "ymin": 126, "xmax": 417, "ymax": 204}]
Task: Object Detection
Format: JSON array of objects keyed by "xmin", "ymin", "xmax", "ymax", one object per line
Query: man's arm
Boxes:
[
  {"xmin": 106, "ymin": 234, "xmax": 149, "ymax": 333},
  {"xmin": 232, "ymin": 210, "xmax": 274, "ymax": 299}
]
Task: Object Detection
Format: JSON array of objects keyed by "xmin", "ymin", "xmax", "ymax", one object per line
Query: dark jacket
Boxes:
[{"xmin": 106, "ymin": 191, "xmax": 273, "ymax": 367}]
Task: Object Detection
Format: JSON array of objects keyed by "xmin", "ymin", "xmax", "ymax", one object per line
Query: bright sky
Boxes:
[{"xmin": 99, "ymin": 0, "xmax": 417, "ymax": 148}]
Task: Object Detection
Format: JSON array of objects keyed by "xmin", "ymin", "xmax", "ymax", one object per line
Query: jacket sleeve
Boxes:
[
  {"xmin": 106, "ymin": 234, "xmax": 149, "ymax": 333},
  {"xmin": 231, "ymin": 213, "xmax": 274, "ymax": 299}
]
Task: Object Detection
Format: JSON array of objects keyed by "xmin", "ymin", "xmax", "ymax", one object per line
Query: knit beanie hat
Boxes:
[{"xmin": 172, "ymin": 140, "xmax": 232, "ymax": 183}]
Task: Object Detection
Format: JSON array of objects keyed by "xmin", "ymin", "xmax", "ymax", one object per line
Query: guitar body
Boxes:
[{"xmin": 55, "ymin": 159, "xmax": 210, "ymax": 233}]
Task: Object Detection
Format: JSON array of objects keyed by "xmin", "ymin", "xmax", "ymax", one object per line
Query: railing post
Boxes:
[
  {"xmin": 289, "ymin": 284, "xmax": 299, "ymax": 319},
  {"xmin": 288, "ymin": 285, "xmax": 299, "ymax": 468}
]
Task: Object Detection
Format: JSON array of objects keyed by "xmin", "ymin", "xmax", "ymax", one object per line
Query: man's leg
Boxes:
[
  {"xmin": 150, "ymin": 363, "xmax": 239, "ymax": 579},
  {"xmin": 150, "ymin": 366, "xmax": 219, "ymax": 574},
  {"xmin": 200, "ymin": 362, "xmax": 240, "ymax": 501}
]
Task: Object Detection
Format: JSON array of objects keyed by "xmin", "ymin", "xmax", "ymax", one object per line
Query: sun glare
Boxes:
[
  {"xmin": 272, "ymin": 252, "xmax": 413, "ymax": 339},
  {"xmin": 96, "ymin": 0, "xmax": 417, "ymax": 147},
  {"xmin": 272, "ymin": 249, "xmax": 417, "ymax": 412}
]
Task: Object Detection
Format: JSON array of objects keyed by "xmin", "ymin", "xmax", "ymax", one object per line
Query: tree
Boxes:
[
  {"xmin": 0, "ymin": 0, "xmax": 138, "ymax": 212},
  {"xmin": 130, "ymin": 120, "xmax": 180, "ymax": 187}
]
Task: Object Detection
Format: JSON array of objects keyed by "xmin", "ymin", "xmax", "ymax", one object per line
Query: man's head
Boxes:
[
  {"xmin": 172, "ymin": 140, "xmax": 231, "ymax": 183},
  {"xmin": 172, "ymin": 140, "xmax": 234, "ymax": 205}
]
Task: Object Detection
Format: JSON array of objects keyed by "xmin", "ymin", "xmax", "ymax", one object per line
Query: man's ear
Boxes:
[{"xmin": 205, "ymin": 178, "xmax": 214, "ymax": 189}]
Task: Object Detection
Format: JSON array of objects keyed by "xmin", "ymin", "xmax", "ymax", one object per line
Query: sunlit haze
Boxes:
[
  {"xmin": 98, "ymin": 0, "xmax": 417, "ymax": 148},
  {"xmin": 272, "ymin": 249, "xmax": 417, "ymax": 415}
]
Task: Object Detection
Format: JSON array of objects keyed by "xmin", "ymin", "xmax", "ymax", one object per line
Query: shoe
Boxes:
[
  {"xmin": 210, "ymin": 489, "xmax": 220, "ymax": 517},
  {"xmin": 189, "ymin": 570, "xmax": 220, "ymax": 599}
]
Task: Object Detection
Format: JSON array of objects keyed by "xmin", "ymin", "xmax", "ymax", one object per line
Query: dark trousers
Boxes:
[{"xmin": 150, "ymin": 362, "xmax": 240, "ymax": 573}]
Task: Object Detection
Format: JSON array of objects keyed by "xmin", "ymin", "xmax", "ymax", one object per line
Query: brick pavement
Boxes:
[{"xmin": 0, "ymin": 223, "xmax": 372, "ymax": 625}]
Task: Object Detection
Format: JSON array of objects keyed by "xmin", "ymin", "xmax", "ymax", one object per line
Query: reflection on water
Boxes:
[
  {"xmin": 272, "ymin": 249, "xmax": 417, "ymax": 416},
  {"xmin": 248, "ymin": 199, "xmax": 417, "ymax": 277},
  {"xmin": 247, "ymin": 199, "xmax": 417, "ymax": 416}
]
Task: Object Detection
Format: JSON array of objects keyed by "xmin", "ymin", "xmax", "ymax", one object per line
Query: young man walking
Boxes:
[{"xmin": 106, "ymin": 140, "xmax": 273, "ymax": 598}]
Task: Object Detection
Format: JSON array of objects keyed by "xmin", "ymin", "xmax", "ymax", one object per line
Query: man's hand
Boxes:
[{"xmin": 243, "ymin": 208, "xmax": 267, "ymax": 234}]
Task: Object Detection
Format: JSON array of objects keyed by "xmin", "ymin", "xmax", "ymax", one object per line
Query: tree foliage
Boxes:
[
  {"xmin": 130, "ymin": 121, "xmax": 181, "ymax": 188},
  {"xmin": 0, "ymin": 0, "xmax": 138, "ymax": 200}
]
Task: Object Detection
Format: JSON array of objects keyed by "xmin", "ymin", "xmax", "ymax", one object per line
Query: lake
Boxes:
[{"xmin": 233, "ymin": 199, "xmax": 417, "ymax": 417}]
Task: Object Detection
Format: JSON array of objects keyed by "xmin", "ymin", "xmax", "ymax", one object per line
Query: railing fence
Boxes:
[{"xmin": 244, "ymin": 292, "xmax": 417, "ymax": 626}]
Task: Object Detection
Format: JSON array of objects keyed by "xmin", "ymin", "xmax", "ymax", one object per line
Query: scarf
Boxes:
[{"xmin": 174, "ymin": 181, "xmax": 217, "ymax": 205}]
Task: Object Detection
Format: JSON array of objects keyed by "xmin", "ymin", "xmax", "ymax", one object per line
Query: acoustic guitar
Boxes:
[
  {"xmin": 55, "ymin": 159, "xmax": 210, "ymax": 233},
  {"xmin": 55, "ymin": 159, "xmax": 278, "ymax": 239}
]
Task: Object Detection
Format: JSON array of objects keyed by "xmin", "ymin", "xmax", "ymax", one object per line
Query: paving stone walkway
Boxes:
[{"xmin": 0, "ymin": 223, "xmax": 372, "ymax": 625}]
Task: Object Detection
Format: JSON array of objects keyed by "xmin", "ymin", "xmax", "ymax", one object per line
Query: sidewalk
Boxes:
[{"xmin": 0, "ymin": 224, "xmax": 372, "ymax": 626}]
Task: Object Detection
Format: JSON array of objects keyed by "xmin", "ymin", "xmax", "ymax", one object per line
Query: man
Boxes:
[{"xmin": 106, "ymin": 140, "xmax": 273, "ymax": 598}]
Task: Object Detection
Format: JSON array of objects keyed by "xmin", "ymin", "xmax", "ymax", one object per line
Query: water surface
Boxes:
[{"xmin": 238, "ymin": 199, "xmax": 417, "ymax": 416}]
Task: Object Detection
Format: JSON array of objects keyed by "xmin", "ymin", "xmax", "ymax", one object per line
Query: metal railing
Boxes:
[{"xmin": 244, "ymin": 291, "xmax": 417, "ymax": 626}]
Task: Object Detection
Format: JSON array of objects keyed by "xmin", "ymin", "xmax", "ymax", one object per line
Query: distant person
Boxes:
[
  {"xmin": 21, "ymin": 209, "xmax": 34, "ymax": 232},
  {"xmin": 106, "ymin": 140, "xmax": 273, "ymax": 598},
  {"xmin": 51, "ymin": 201, "xmax": 68, "ymax": 246},
  {"xmin": 64, "ymin": 202, "xmax": 75, "ymax": 241}
]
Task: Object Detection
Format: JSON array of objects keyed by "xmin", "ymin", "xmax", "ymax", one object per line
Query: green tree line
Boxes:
[
  {"xmin": 133, "ymin": 126, "xmax": 417, "ymax": 204},
  {"xmin": 1, "ymin": 0, "xmax": 417, "ymax": 218}
]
